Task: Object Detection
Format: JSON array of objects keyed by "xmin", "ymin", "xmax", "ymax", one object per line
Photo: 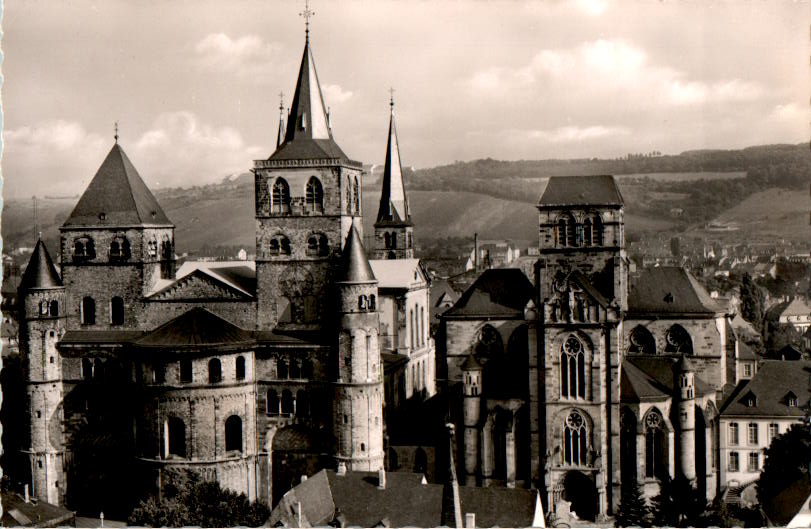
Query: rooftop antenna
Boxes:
[
  {"xmin": 114, "ymin": 121, "xmax": 119, "ymax": 144},
  {"xmin": 299, "ymin": 0, "xmax": 315, "ymax": 43}
]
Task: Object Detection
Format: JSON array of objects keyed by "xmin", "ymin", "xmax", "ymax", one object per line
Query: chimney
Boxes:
[
  {"xmin": 378, "ymin": 468, "xmax": 386, "ymax": 490},
  {"xmin": 24, "ymin": 483, "xmax": 30, "ymax": 503},
  {"xmin": 465, "ymin": 513, "xmax": 476, "ymax": 528},
  {"xmin": 337, "ymin": 462, "xmax": 347, "ymax": 476},
  {"xmin": 474, "ymin": 233, "xmax": 479, "ymax": 271}
]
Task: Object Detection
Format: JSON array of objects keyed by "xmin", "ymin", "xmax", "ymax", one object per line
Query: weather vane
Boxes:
[
  {"xmin": 389, "ymin": 87, "xmax": 395, "ymax": 110},
  {"xmin": 300, "ymin": 0, "xmax": 315, "ymax": 42},
  {"xmin": 114, "ymin": 121, "xmax": 119, "ymax": 144}
]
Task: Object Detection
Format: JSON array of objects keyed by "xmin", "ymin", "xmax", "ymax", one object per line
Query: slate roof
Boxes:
[
  {"xmin": 1, "ymin": 491, "xmax": 76, "ymax": 527},
  {"xmin": 269, "ymin": 469, "xmax": 537, "ymax": 528},
  {"xmin": 375, "ymin": 108, "xmax": 412, "ymax": 226},
  {"xmin": 460, "ymin": 354, "xmax": 483, "ymax": 371},
  {"xmin": 19, "ymin": 239, "xmax": 62, "ymax": 290},
  {"xmin": 443, "ymin": 268, "xmax": 535, "ymax": 319},
  {"xmin": 538, "ymin": 175, "xmax": 623, "ymax": 207},
  {"xmin": 133, "ymin": 307, "xmax": 253, "ymax": 351},
  {"xmin": 766, "ymin": 298, "xmax": 811, "ymax": 320},
  {"xmin": 719, "ymin": 360, "xmax": 811, "ymax": 417},
  {"xmin": 628, "ymin": 267, "xmax": 722, "ymax": 315},
  {"xmin": 622, "ymin": 356, "xmax": 714, "ymax": 401},
  {"xmin": 337, "ymin": 225, "xmax": 376, "ymax": 283},
  {"xmin": 368, "ymin": 259, "xmax": 424, "ymax": 290},
  {"xmin": 59, "ymin": 330, "xmax": 144, "ymax": 347},
  {"xmin": 63, "ymin": 143, "xmax": 172, "ymax": 227}
]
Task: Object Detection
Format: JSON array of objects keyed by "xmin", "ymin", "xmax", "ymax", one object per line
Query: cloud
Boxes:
[
  {"xmin": 467, "ymin": 38, "xmax": 765, "ymax": 109},
  {"xmin": 572, "ymin": 0, "xmax": 609, "ymax": 16},
  {"xmin": 2, "ymin": 120, "xmax": 109, "ymax": 198},
  {"xmin": 193, "ymin": 33, "xmax": 282, "ymax": 81},
  {"xmin": 132, "ymin": 111, "xmax": 264, "ymax": 188},
  {"xmin": 504, "ymin": 125, "xmax": 630, "ymax": 143},
  {"xmin": 322, "ymin": 84, "xmax": 353, "ymax": 105}
]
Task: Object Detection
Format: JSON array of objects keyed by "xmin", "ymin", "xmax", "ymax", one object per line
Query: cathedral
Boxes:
[
  {"xmin": 439, "ymin": 175, "xmax": 746, "ymax": 521},
  {"xmin": 18, "ymin": 22, "xmax": 435, "ymax": 513}
]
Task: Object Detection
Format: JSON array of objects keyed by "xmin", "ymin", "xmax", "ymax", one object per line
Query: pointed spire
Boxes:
[
  {"xmin": 376, "ymin": 94, "xmax": 411, "ymax": 226},
  {"xmin": 63, "ymin": 142, "xmax": 172, "ymax": 227},
  {"xmin": 277, "ymin": 92, "xmax": 286, "ymax": 149},
  {"xmin": 338, "ymin": 224, "xmax": 376, "ymax": 283},
  {"xmin": 114, "ymin": 121, "xmax": 119, "ymax": 144},
  {"xmin": 19, "ymin": 239, "xmax": 62, "ymax": 290},
  {"xmin": 283, "ymin": 24, "xmax": 331, "ymax": 143}
]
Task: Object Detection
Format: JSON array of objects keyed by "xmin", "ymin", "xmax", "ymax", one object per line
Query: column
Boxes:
[{"xmin": 506, "ymin": 427, "xmax": 516, "ymax": 488}]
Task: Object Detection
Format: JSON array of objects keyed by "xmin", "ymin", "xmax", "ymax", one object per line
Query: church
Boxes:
[
  {"xmin": 439, "ymin": 175, "xmax": 749, "ymax": 521},
  {"xmin": 18, "ymin": 19, "xmax": 434, "ymax": 514}
]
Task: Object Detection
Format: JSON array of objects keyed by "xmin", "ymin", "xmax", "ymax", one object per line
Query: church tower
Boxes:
[
  {"xmin": 254, "ymin": 25, "xmax": 363, "ymax": 328},
  {"xmin": 373, "ymin": 97, "xmax": 414, "ymax": 259},
  {"xmin": 59, "ymin": 138, "xmax": 175, "ymax": 330},
  {"xmin": 19, "ymin": 239, "xmax": 67, "ymax": 505},
  {"xmin": 332, "ymin": 225, "xmax": 384, "ymax": 471},
  {"xmin": 675, "ymin": 356, "xmax": 696, "ymax": 482},
  {"xmin": 536, "ymin": 175, "xmax": 627, "ymax": 519}
]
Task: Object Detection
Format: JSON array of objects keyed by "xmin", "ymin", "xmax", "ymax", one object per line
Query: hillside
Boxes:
[{"xmin": 3, "ymin": 143, "xmax": 808, "ymax": 255}]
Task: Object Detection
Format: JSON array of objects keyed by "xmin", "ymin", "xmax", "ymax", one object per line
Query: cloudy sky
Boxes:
[{"xmin": 2, "ymin": 0, "xmax": 808, "ymax": 199}]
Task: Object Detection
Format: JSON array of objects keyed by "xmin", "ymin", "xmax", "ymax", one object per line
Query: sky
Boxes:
[{"xmin": 1, "ymin": 0, "xmax": 809, "ymax": 199}]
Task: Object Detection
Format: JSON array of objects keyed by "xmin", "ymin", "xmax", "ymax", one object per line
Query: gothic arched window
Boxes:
[
  {"xmin": 591, "ymin": 215, "xmax": 603, "ymax": 246},
  {"xmin": 563, "ymin": 410, "xmax": 589, "ymax": 466},
  {"xmin": 557, "ymin": 219, "xmax": 567, "ymax": 247},
  {"xmin": 271, "ymin": 178, "xmax": 291, "ymax": 214},
  {"xmin": 305, "ymin": 177, "xmax": 324, "ymax": 213},
  {"xmin": 644, "ymin": 409, "xmax": 666, "ymax": 478},
  {"xmin": 560, "ymin": 335, "xmax": 586, "ymax": 399},
  {"xmin": 628, "ymin": 326, "xmax": 656, "ymax": 355},
  {"xmin": 566, "ymin": 214, "xmax": 578, "ymax": 247},
  {"xmin": 664, "ymin": 324, "xmax": 693, "ymax": 355},
  {"xmin": 583, "ymin": 218, "xmax": 593, "ymax": 247}
]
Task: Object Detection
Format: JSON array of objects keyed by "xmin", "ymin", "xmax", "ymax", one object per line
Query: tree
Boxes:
[
  {"xmin": 739, "ymin": 273, "xmax": 765, "ymax": 331},
  {"xmin": 128, "ymin": 470, "xmax": 270, "ymax": 527},
  {"xmin": 614, "ymin": 474, "xmax": 650, "ymax": 527},
  {"xmin": 757, "ymin": 423, "xmax": 811, "ymax": 508},
  {"xmin": 649, "ymin": 475, "xmax": 705, "ymax": 527}
]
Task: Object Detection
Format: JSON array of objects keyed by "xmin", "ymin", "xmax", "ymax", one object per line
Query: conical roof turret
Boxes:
[
  {"xmin": 375, "ymin": 102, "xmax": 411, "ymax": 226},
  {"xmin": 338, "ymin": 224, "xmax": 376, "ymax": 283},
  {"xmin": 19, "ymin": 238, "xmax": 62, "ymax": 290},
  {"xmin": 63, "ymin": 143, "xmax": 172, "ymax": 227}
]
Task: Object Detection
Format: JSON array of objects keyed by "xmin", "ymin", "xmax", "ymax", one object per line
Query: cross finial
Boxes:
[
  {"xmin": 300, "ymin": 0, "xmax": 315, "ymax": 42},
  {"xmin": 389, "ymin": 87, "xmax": 395, "ymax": 111},
  {"xmin": 114, "ymin": 121, "xmax": 119, "ymax": 144},
  {"xmin": 279, "ymin": 92, "xmax": 285, "ymax": 113}
]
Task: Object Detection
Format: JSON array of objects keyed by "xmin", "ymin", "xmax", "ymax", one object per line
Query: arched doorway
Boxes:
[{"xmin": 562, "ymin": 471, "xmax": 598, "ymax": 521}]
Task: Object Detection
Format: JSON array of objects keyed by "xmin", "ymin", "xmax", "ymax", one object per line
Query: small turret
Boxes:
[
  {"xmin": 19, "ymin": 238, "xmax": 67, "ymax": 505},
  {"xmin": 674, "ymin": 355, "xmax": 696, "ymax": 481},
  {"xmin": 461, "ymin": 354, "xmax": 482, "ymax": 485}
]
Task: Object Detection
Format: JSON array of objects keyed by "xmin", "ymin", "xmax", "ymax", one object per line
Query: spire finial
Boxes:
[
  {"xmin": 114, "ymin": 121, "xmax": 119, "ymax": 144},
  {"xmin": 279, "ymin": 92, "xmax": 285, "ymax": 114},
  {"xmin": 389, "ymin": 87, "xmax": 395, "ymax": 111},
  {"xmin": 300, "ymin": 0, "xmax": 315, "ymax": 43}
]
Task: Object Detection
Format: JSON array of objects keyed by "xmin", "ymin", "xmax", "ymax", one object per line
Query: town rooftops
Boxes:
[
  {"xmin": 63, "ymin": 143, "xmax": 172, "ymax": 227},
  {"xmin": 268, "ymin": 468, "xmax": 539, "ymax": 528},
  {"xmin": 719, "ymin": 360, "xmax": 811, "ymax": 417},
  {"xmin": 628, "ymin": 267, "xmax": 723, "ymax": 316},
  {"xmin": 766, "ymin": 297, "xmax": 811, "ymax": 320},
  {"xmin": 538, "ymin": 175, "xmax": 623, "ymax": 208},
  {"xmin": 443, "ymin": 268, "xmax": 535, "ymax": 319},
  {"xmin": 19, "ymin": 239, "xmax": 62, "ymax": 291}
]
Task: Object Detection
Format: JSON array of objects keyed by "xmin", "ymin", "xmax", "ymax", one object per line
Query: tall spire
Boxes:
[
  {"xmin": 283, "ymin": 3, "xmax": 331, "ymax": 143},
  {"xmin": 276, "ymin": 92, "xmax": 286, "ymax": 149},
  {"xmin": 19, "ymin": 239, "xmax": 62, "ymax": 291},
  {"xmin": 375, "ymin": 93, "xmax": 411, "ymax": 225}
]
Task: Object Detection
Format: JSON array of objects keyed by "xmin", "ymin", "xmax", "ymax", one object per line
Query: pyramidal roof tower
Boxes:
[
  {"xmin": 19, "ymin": 238, "xmax": 62, "ymax": 291},
  {"xmin": 373, "ymin": 94, "xmax": 414, "ymax": 259}
]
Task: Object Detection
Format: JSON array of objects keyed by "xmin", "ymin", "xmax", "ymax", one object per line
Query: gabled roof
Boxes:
[
  {"xmin": 133, "ymin": 307, "xmax": 253, "ymax": 351},
  {"xmin": 538, "ymin": 175, "xmax": 623, "ymax": 208},
  {"xmin": 628, "ymin": 267, "xmax": 723, "ymax": 315},
  {"xmin": 148, "ymin": 261, "xmax": 256, "ymax": 300},
  {"xmin": 337, "ymin": 225, "xmax": 376, "ymax": 283},
  {"xmin": 19, "ymin": 239, "xmax": 62, "ymax": 290},
  {"xmin": 621, "ymin": 360, "xmax": 671, "ymax": 402},
  {"xmin": 375, "ymin": 107, "xmax": 411, "ymax": 226},
  {"xmin": 368, "ymin": 259, "xmax": 425, "ymax": 290},
  {"xmin": 766, "ymin": 298, "xmax": 811, "ymax": 320},
  {"xmin": 719, "ymin": 360, "xmax": 811, "ymax": 417},
  {"xmin": 443, "ymin": 268, "xmax": 535, "ymax": 319},
  {"xmin": 269, "ymin": 38, "xmax": 353, "ymax": 164},
  {"xmin": 63, "ymin": 143, "xmax": 172, "ymax": 227}
]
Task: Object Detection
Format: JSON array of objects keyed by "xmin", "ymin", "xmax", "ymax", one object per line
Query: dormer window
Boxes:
[
  {"xmin": 742, "ymin": 392, "xmax": 757, "ymax": 408},
  {"xmin": 785, "ymin": 391, "xmax": 798, "ymax": 407}
]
